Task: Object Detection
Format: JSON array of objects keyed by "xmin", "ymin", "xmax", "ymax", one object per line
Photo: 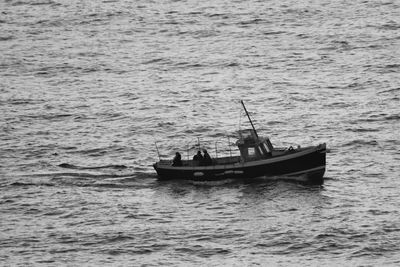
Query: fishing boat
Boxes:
[{"xmin": 153, "ymin": 101, "xmax": 327, "ymax": 184}]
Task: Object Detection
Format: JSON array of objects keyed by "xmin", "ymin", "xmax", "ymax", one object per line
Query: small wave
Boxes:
[
  {"xmin": 342, "ymin": 140, "xmax": 378, "ymax": 147},
  {"xmin": 323, "ymin": 102, "xmax": 352, "ymax": 108},
  {"xmin": 280, "ymin": 208, "xmax": 298, "ymax": 212},
  {"xmin": 267, "ymin": 120, "xmax": 284, "ymax": 125},
  {"xmin": 59, "ymin": 163, "xmax": 126, "ymax": 170},
  {"xmin": 350, "ymin": 244, "xmax": 394, "ymax": 258},
  {"xmin": 188, "ymin": 179, "xmax": 237, "ymax": 186},
  {"xmin": 175, "ymin": 62, "xmax": 205, "ymax": 68},
  {"xmin": 68, "ymin": 148, "xmax": 109, "ymax": 157},
  {"xmin": 314, "ymin": 233, "xmax": 337, "ymax": 239},
  {"xmin": 9, "ymin": 181, "xmax": 55, "ymax": 187},
  {"xmin": 352, "ymin": 113, "xmax": 400, "ymax": 123},
  {"xmin": 0, "ymin": 36, "xmax": 14, "ymax": 41},
  {"xmin": 11, "ymin": 0, "xmax": 56, "ymax": 6},
  {"xmin": 346, "ymin": 82, "xmax": 361, "ymax": 88},
  {"xmin": 378, "ymin": 87, "xmax": 400, "ymax": 94},
  {"xmin": 175, "ymin": 245, "xmax": 230, "ymax": 257},
  {"xmin": 43, "ymin": 210, "xmax": 65, "ymax": 216},
  {"xmin": 208, "ymin": 13, "xmax": 228, "ymax": 18},
  {"xmin": 6, "ymin": 99, "xmax": 45, "ymax": 105},
  {"xmin": 23, "ymin": 113, "xmax": 74, "ymax": 120},
  {"xmin": 104, "ymin": 234, "xmax": 134, "ymax": 243},
  {"xmin": 142, "ymin": 58, "xmax": 165, "ymax": 64},
  {"xmin": 50, "ymin": 172, "xmax": 131, "ymax": 179},
  {"xmin": 46, "ymin": 169, "xmax": 153, "ymax": 180},
  {"xmin": 263, "ymin": 31, "xmax": 286, "ymax": 35},
  {"xmin": 76, "ymin": 51, "xmax": 104, "ymax": 58},
  {"xmin": 383, "ymin": 64, "xmax": 400, "ymax": 69},
  {"xmin": 368, "ymin": 209, "xmax": 390, "ymax": 215},
  {"xmin": 239, "ymin": 18, "xmax": 265, "ymax": 25},
  {"xmin": 31, "ymin": 0, "xmax": 59, "ymax": 5},
  {"xmin": 375, "ymin": 63, "xmax": 400, "ymax": 73},
  {"xmin": 320, "ymin": 40, "xmax": 353, "ymax": 52},
  {"xmin": 376, "ymin": 22, "xmax": 400, "ymax": 31},
  {"xmin": 38, "ymin": 171, "xmax": 155, "ymax": 188},
  {"xmin": 225, "ymin": 62, "xmax": 239, "ymax": 67},
  {"xmin": 345, "ymin": 127, "xmax": 380, "ymax": 133},
  {"xmin": 90, "ymin": 182, "xmax": 139, "ymax": 188},
  {"xmin": 385, "ymin": 114, "xmax": 400, "ymax": 121}
]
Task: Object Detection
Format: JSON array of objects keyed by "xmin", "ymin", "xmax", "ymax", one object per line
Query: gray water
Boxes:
[{"xmin": 1, "ymin": 0, "xmax": 400, "ymax": 265}]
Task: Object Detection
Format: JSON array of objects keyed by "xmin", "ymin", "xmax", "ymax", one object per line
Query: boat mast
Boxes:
[
  {"xmin": 240, "ymin": 100, "xmax": 259, "ymax": 139},
  {"xmin": 154, "ymin": 141, "xmax": 161, "ymax": 161}
]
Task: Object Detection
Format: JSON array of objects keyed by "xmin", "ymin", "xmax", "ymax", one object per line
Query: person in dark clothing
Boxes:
[
  {"xmin": 202, "ymin": 149, "xmax": 212, "ymax": 166},
  {"xmin": 172, "ymin": 152, "xmax": 182, "ymax": 166},
  {"xmin": 192, "ymin": 150, "xmax": 203, "ymax": 166}
]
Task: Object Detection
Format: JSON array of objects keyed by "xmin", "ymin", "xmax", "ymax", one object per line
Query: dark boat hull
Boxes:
[{"xmin": 153, "ymin": 144, "xmax": 327, "ymax": 185}]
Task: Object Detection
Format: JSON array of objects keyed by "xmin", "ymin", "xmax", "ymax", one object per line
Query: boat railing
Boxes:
[{"xmin": 154, "ymin": 137, "xmax": 240, "ymax": 163}]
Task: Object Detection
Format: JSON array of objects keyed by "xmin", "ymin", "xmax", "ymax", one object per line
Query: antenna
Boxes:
[
  {"xmin": 238, "ymin": 109, "xmax": 242, "ymax": 131},
  {"xmin": 240, "ymin": 100, "xmax": 259, "ymax": 139},
  {"xmin": 154, "ymin": 141, "xmax": 161, "ymax": 161}
]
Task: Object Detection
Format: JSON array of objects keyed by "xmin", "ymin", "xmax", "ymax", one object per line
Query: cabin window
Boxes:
[
  {"xmin": 248, "ymin": 147, "xmax": 261, "ymax": 157},
  {"xmin": 248, "ymin": 147, "xmax": 256, "ymax": 156},
  {"xmin": 263, "ymin": 143, "xmax": 271, "ymax": 153}
]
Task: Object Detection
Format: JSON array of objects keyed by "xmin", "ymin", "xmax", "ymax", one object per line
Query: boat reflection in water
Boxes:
[{"xmin": 153, "ymin": 101, "xmax": 327, "ymax": 185}]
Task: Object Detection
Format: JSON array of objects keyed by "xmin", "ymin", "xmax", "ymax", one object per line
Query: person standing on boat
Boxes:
[
  {"xmin": 193, "ymin": 150, "xmax": 203, "ymax": 166},
  {"xmin": 172, "ymin": 152, "xmax": 182, "ymax": 166},
  {"xmin": 202, "ymin": 149, "xmax": 212, "ymax": 166}
]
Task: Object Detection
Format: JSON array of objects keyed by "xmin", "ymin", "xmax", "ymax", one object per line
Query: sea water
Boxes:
[{"xmin": 1, "ymin": 0, "xmax": 399, "ymax": 265}]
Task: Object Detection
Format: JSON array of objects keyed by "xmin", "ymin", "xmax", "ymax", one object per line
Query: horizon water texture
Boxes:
[{"xmin": 1, "ymin": 0, "xmax": 400, "ymax": 266}]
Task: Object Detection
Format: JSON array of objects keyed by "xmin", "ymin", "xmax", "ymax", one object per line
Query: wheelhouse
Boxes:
[{"xmin": 236, "ymin": 129, "xmax": 274, "ymax": 162}]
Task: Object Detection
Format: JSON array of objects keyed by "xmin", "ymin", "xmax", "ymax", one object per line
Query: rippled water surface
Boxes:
[{"xmin": 1, "ymin": 0, "xmax": 400, "ymax": 265}]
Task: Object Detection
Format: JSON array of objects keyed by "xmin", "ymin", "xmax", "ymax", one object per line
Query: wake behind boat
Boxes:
[{"xmin": 153, "ymin": 101, "xmax": 327, "ymax": 184}]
